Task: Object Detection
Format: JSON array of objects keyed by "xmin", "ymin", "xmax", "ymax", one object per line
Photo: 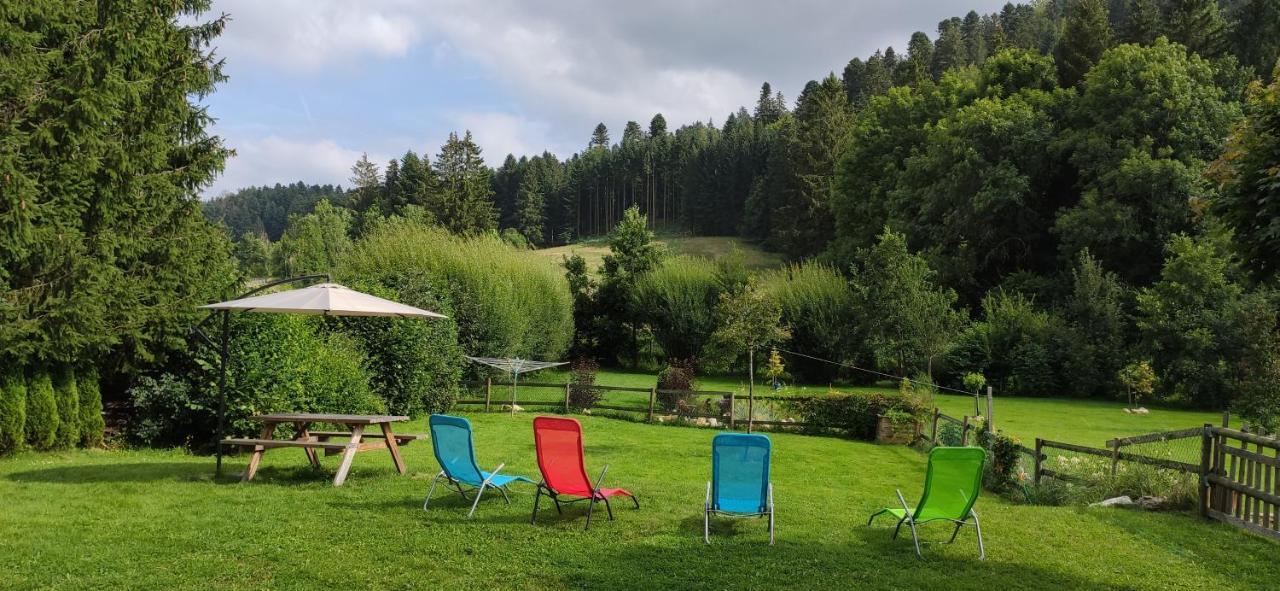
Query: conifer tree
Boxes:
[
  {"xmin": 1120, "ymin": 0, "xmax": 1162, "ymax": 45},
  {"xmin": 1163, "ymin": 0, "xmax": 1228, "ymax": 57},
  {"xmin": 932, "ymin": 18, "xmax": 969, "ymax": 78},
  {"xmin": 0, "ymin": 370, "xmax": 25, "ymax": 454},
  {"xmin": 52, "ymin": 368, "xmax": 79, "ymax": 449},
  {"xmin": 435, "ymin": 131, "xmax": 498, "ymax": 233},
  {"xmin": 78, "ymin": 370, "xmax": 105, "ymax": 448},
  {"xmin": 24, "ymin": 372, "xmax": 57, "ymax": 451},
  {"xmin": 1057, "ymin": 0, "xmax": 1114, "ymax": 88},
  {"xmin": 590, "ymin": 123, "xmax": 610, "ymax": 149},
  {"xmin": 963, "ymin": 10, "xmax": 989, "ymax": 65}
]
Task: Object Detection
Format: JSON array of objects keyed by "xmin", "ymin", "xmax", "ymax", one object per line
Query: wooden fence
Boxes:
[
  {"xmin": 1202, "ymin": 424, "xmax": 1280, "ymax": 540},
  {"xmin": 1030, "ymin": 423, "xmax": 1280, "ymax": 541}
]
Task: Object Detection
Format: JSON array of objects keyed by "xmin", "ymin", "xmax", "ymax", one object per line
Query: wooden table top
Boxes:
[{"xmin": 250, "ymin": 413, "xmax": 410, "ymax": 425}]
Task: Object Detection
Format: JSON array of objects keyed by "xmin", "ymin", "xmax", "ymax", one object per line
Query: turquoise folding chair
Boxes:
[
  {"xmin": 867, "ymin": 446, "xmax": 987, "ymax": 560},
  {"xmin": 424, "ymin": 414, "xmax": 534, "ymax": 517},
  {"xmin": 705, "ymin": 433, "xmax": 774, "ymax": 544}
]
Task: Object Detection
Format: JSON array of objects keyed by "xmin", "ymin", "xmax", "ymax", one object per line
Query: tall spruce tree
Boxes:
[
  {"xmin": 0, "ymin": 0, "xmax": 237, "ymax": 375},
  {"xmin": 1120, "ymin": 0, "xmax": 1162, "ymax": 45},
  {"xmin": 1163, "ymin": 0, "xmax": 1228, "ymax": 57},
  {"xmin": 435, "ymin": 131, "xmax": 497, "ymax": 233},
  {"xmin": 1057, "ymin": 0, "xmax": 1114, "ymax": 88}
]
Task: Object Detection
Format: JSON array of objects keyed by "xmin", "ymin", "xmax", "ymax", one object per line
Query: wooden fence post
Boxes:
[
  {"xmin": 564, "ymin": 383, "xmax": 571, "ymax": 413},
  {"xmin": 729, "ymin": 390, "xmax": 736, "ymax": 430},
  {"xmin": 484, "ymin": 378, "xmax": 492, "ymax": 413},
  {"xmin": 931, "ymin": 408, "xmax": 941, "ymax": 445},
  {"xmin": 647, "ymin": 388, "xmax": 657, "ymax": 423},
  {"xmin": 961, "ymin": 416, "xmax": 970, "ymax": 446},
  {"xmin": 985, "ymin": 386, "xmax": 994, "ymax": 432},
  {"xmin": 1199, "ymin": 423, "xmax": 1213, "ymax": 519},
  {"xmin": 1110, "ymin": 440, "xmax": 1121, "ymax": 477},
  {"xmin": 1034, "ymin": 438, "xmax": 1044, "ymax": 485}
]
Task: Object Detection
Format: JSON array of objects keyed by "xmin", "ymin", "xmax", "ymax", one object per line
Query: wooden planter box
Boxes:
[{"xmin": 876, "ymin": 415, "xmax": 920, "ymax": 444}]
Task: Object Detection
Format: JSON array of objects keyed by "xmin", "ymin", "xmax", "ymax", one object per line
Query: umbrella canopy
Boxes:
[{"xmin": 200, "ymin": 283, "xmax": 446, "ymax": 318}]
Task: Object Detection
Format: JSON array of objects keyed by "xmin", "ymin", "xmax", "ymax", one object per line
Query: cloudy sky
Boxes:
[{"xmin": 200, "ymin": 0, "xmax": 1010, "ymax": 197}]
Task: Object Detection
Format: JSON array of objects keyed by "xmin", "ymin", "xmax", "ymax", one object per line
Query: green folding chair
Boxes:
[{"xmin": 867, "ymin": 446, "xmax": 986, "ymax": 560}]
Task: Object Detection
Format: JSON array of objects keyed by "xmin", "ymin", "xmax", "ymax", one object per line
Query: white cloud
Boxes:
[
  {"xmin": 447, "ymin": 112, "xmax": 553, "ymax": 161},
  {"xmin": 205, "ymin": 135, "xmax": 382, "ymax": 196},
  {"xmin": 211, "ymin": 0, "xmax": 419, "ymax": 71}
]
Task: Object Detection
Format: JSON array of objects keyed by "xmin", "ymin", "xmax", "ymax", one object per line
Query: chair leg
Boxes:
[
  {"xmin": 971, "ymin": 510, "xmax": 986, "ymax": 561},
  {"xmin": 905, "ymin": 516, "xmax": 923, "ymax": 560},
  {"xmin": 531, "ymin": 486, "xmax": 543, "ymax": 524},
  {"xmin": 553, "ymin": 496, "xmax": 563, "ymax": 514},
  {"xmin": 631, "ymin": 494, "xmax": 640, "ymax": 509},
  {"xmin": 704, "ymin": 508, "xmax": 711, "ymax": 545},
  {"xmin": 892, "ymin": 516, "xmax": 907, "ymax": 539},
  {"xmin": 585, "ymin": 497, "xmax": 597, "ymax": 530},
  {"xmin": 423, "ymin": 471, "xmax": 445, "ymax": 510},
  {"xmin": 467, "ymin": 482, "xmax": 487, "ymax": 518},
  {"xmin": 498, "ymin": 486, "xmax": 511, "ymax": 505},
  {"xmin": 769, "ymin": 508, "xmax": 775, "ymax": 546},
  {"xmin": 947, "ymin": 521, "xmax": 964, "ymax": 544},
  {"xmin": 603, "ymin": 495, "xmax": 614, "ymax": 520}
]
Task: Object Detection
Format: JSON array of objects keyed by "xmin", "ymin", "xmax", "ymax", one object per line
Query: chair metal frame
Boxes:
[
  {"xmin": 422, "ymin": 415, "xmax": 531, "ymax": 518},
  {"xmin": 867, "ymin": 447, "xmax": 986, "ymax": 560}
]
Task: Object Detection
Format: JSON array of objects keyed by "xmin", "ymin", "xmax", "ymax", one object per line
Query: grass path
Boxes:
[{"xmin": 1, "ymin": 414, "xmax": 1273, "ymax": 590}]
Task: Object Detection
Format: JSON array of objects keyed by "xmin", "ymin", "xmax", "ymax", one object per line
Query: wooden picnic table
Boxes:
[{"xmin": 220, "ymin": 413, "xmax": 423, "ymax": 486}]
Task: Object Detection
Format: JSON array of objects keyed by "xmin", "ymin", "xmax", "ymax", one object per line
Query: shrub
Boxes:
[
  {"xmin": 329, "ymin": 280, "xmax": 463, "ymax": 416},
  {"xmin": 943, "ymin": 291, "xmax": 1077, "ymax": 396},
  {"xmin": 52, "ymin": 368, "xmax": 80, "ymax": 449},
  {"xmin": 339, "ymin": 218, "xmax": 573, "ymax": 361},
  {"xmin": 0, "ymin": 370, "xmax": 26, "ymax": 454},
  {"xmin": 24, "ymin": 371, "xmax": 58, "ymax": 450},
  {"xmin": 125, "ymin": 312, "xmax": 384, "ymax": 449},
  {"xmin": 756, "ymin": 262, "xmax": 863, "ymax": 382},
  {"xmin": 783, "ymin": 391, "xmax": 925, "ymax": 440},
  {"xmin": 633, "ymin": 257, "xmax": 721, "ymax": 360},
  {"xmin": 78, "ymin": 370, "xmax": 106, "ymax": 448},
  {"xmin": 567, "ymin": 358, "xmax": 603, "ymax": 410},
  {"xmin": 937, "ymin": 423, "xmax": 964, "ymax": 446},
  {"xmin": 656, "ymin": 358, "xmax": 698, "ymax": 412},
  {"xmin": 976, "ymin": 430, "xmax": 1021, "ymax": 492}
]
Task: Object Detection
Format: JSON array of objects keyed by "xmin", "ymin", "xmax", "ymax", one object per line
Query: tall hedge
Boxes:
[
  {"xmin": 78, "ymin": 370, "xmax": 106, "ymax": 448},
  {"xmin": 757, "ymin": 262, "xmax": 863, "ymax": 381},
  {"xmin": 52, "ymin": 368, "xmax": 80, "ymax": 449},
  {"xmin": 0, "ymin": 370, "xmax": 26, "ymax": 454},
  {"xmin": 633, "ymin": 257, "xmax": 721, "ymax": 359},
  {"xmin": 24, "ymin": 372, "xmax": 58, "ymax": 450},
  {"xmin": 338, "ymin": 218, "xmax": 573, "ymax": 361}
]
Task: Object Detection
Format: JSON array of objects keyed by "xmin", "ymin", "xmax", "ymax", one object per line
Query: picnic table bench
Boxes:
[{"xmin": 220, "ymin": 413, "xmax": 425, "ymax": 486}]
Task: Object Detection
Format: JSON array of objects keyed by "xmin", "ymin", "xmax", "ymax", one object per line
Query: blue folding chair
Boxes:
[
  {"xmin": 705, "ymin": 433, "xmax": 774, "ymax": 544},
  {"xmin": 424, "ymin": 414, "xmax": 534, "ymax": 517}
]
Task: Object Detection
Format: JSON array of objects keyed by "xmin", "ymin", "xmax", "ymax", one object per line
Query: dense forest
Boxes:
[{"xmin": 6, "ymin": 0, "xmax": 1280, "ymax": 456}]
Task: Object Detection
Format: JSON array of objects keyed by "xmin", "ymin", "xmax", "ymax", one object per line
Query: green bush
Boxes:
[
  {"xmin": 976, "ymin": 430, "xmax": 1021, "ymax": 492},
  {"xmin": 52, "ymin": 368, "xmax": 80, "ymax": 449},
  {"xmin": 0, "ymin": 370, "xmax": 26, "ymax": 454},
  {"xmin": 634, "ymin": 257, "xmax": 721, "ymax": 360},
  {"xmin": 24, "ymin": 371, "xmax": 58, "ymax": 450},
  {"xmin": 125, "ymin": 312, "xmax": 384, "ymax": 449},
  {"xmin": 756, "ymin": 262, "xmax": 862, "ymax": 382},
  {"xmin": 942, "ymin": 291, "xmax": 1077, "ymax": 397},
  {"xmin": 339, "ymin": 218, "xmax": 573, "ymax": 361},
  {"xmin": 329, "ymin": 280, "xmax": 463, "ymax": 416},
  {"xmin": 78, "ymin": 370, "xmax": 106, "ymax": 448},
  {"xmin": 783, "ymin": 392, "xmax": 925, "ymax": 440}
]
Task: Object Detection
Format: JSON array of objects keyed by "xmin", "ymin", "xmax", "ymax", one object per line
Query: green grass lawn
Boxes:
[
  {"xmin": 0, "ymin": 413, "xmax": 1274, "ymax": 590},
  {"xmin": 488, "ymin": 368, "xmax": 1222, "ymax": 447},
  {"xmin": 533, "ymin": 234, "xmax": 783, "ymax": 276}
]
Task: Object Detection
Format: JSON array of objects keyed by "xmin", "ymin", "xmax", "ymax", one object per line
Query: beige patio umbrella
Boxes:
[{"xmin": 195, "ymin": 276, "xmax": 446, "ymax": 474}]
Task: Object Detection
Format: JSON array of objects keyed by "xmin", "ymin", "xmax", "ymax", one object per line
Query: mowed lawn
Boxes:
[
  {"xmin": 500, "ymin": 368, "xmax": 1222, "ymax": 446},
  {"xmin": 1, "ymin": 414, "xmax": 1275, "ymax": 590}
]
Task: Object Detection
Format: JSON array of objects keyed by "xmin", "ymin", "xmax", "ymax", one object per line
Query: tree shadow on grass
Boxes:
[
  {"xmin": 558, "ymin": 533, "xmax": 1117, "ymax": 591},
  {"xmin": 1088, "ymin": 509, "xmax": 1280, "ymax": 587},
  {"xmin": 4, "ymin": 461, "xmax": 333, "ymax": 487}
]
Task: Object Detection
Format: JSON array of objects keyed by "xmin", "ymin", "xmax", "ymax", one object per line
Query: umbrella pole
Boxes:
[{"xmin": 215, "ymin": 310, "xmax": 230, "ymax": 476}]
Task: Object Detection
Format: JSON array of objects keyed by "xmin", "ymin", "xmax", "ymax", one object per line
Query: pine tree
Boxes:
[
  {"xmin": 755, "ymin": 82, "xmax": 785, "ymax": 123},
  {"xmin": 1120, "ymin": 0, "xmax": 1162, "ymax": 45},
  {"xmin": 649, "ymin": 113, "xmax": 668, "ymax": 137},
  {"xmin": 590, "ymin": 123, "xmax": 610, "ymax": 149},
  {"xmin": 348, "ymin": 152, "xmax": 382, "ymax": 212},
  {"xmin": 0, "ymin": 370, "xmax": 25, "ymax": 454},
  {"xmin": 435, "ymin": 131, "xmax": 498, "ymax": 233},
  {"xmin": 52, "ymin": 368, "xmax": 79, "ymax": 449},
  {"xmin": 932, "ymin": 18, "xmax": 969, "ymax": 78},
  {"xmin": 514, "ymin": 172, "xmax": 546, "ymax": 245},
  {"xmin": 841, "ymin": 59, "xmax": 868, "ymax": 106},
  {"xmin": 963, "ymin": 10, "xmax": 989, "ymax": 65},
  {"xmin": 24, "ymin": 372, "xmax": 57, "ymax": 451},
  {"xmin": 1057, "ymin": 0, "xmax": 1114, "ymax": 88},
  {"xmin": 1164, "ymin": 0, "xmax": 1228, "ymax": 57},
  {"xmin": 0, "ymin": 1, "xmax": 237, "ymax": 375},
  {"xmin": 900, "ymin": 32, "xmax": 935, "ymax": 86},
  {"xmin": 78, "ymin": 370, "xmax": 105, "ymax": 448},
  {"xmin": 1226, "ymin": 0, "xmax": 1280, "ymax": 76}
]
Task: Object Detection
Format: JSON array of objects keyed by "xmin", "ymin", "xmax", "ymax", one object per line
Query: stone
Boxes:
[
  {"xmin": 1090, "ymin": 496, "xmax": 1134, "ymax": 508},
  {"xmin": 1136, "ymin": 496, "xmax": 1166, "ymax": 510}
]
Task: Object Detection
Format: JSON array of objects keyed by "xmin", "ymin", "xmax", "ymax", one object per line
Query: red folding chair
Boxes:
[{"xmin": 531, "ymin": 416, "xmax": 640, "ymax": 529}]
